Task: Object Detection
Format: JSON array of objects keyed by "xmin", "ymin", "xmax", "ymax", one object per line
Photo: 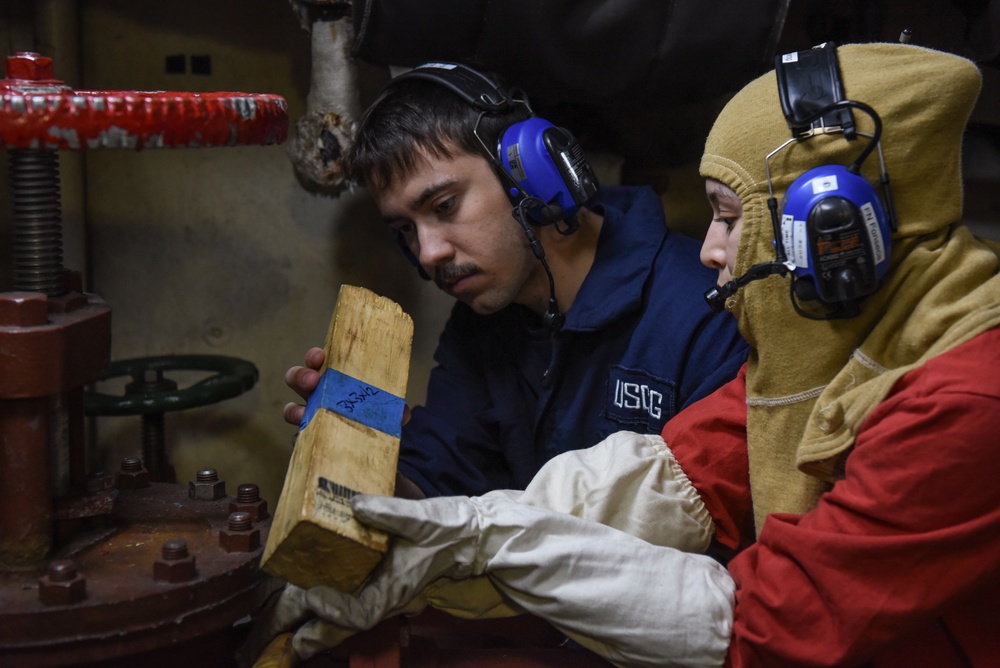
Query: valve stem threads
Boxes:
[{"xmin": 9, "ymin": 148, "xmax": 65, "ymax": 296}]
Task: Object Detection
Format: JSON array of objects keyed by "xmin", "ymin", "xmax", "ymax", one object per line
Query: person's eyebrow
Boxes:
[{"xmin": 382, "ymin": 178, "xmax": 459, "ymax": 224}]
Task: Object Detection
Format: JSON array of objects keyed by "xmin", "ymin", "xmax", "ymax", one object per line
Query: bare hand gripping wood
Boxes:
[{"xmin": 261, "ymin": 285, "xmax": 413, "ymax": 591}]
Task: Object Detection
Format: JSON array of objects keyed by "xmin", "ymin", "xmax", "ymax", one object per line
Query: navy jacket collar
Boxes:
[{"xmin": 565, "ymin": 186, "xmax": 667, "ymax": 331}]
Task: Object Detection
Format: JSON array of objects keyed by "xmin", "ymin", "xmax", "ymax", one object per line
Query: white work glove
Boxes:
[
  {"xmin": 420, "ymin": 431, "xmax": 715, "ymax": 623},
  {"xmin": 302, "ymin": 493, "xmax": 734, "ymax": 668}
]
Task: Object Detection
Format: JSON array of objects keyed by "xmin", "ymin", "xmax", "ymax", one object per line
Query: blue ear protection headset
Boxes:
[
  {"xmin": 704, "ymin": 43, "xmax": 898, "ymax": 320},
  {"xmin": 777, "ymin": 159, "xmax": 893, "ymax": 309},
  {"xmin": 374, "ymin": 62, "xmax": 601, "ymax": 331}
]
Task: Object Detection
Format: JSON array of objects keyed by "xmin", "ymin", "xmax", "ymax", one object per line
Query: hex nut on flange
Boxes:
[
  {"xmin": 219, "ymin": 511, "xmax": 261, "ymax": 552},
  {"xmin": 38, "ymin": 560, "xmax": 86, "ymax": 605},
  {"xmin": 116, "ymin": 456, "xmax": 150, "ymax": 490},
  {"xmin": 189, "ymin": 468, "xmax": 226, "ymax": 500},
  {"xmin": 229, "ymin": 483, "xmax": 269, "ymax": 521},
  {"xmin": 153, "ymin": 538, "xmax": 198, "ymax": 583}
]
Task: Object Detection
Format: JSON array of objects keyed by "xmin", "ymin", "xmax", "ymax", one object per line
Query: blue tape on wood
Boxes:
[{"xmin": 299, "ymin": 368, "xmax": 404, "ymax": 437}]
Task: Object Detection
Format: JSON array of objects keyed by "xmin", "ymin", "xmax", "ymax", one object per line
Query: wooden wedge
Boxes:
[{"xmin": 262, "ymin": 285, "xmax": 413, "ymax": 591}]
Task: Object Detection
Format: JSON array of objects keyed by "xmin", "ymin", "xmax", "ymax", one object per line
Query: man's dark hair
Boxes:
[{"xmin": 346, "ymin": 77, "xmax": 532, "ymax": 192}]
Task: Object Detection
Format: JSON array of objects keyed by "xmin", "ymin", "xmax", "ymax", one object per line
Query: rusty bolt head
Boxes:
[
  {"xmin": 189, "ymin": 469, "xmax": 226, "ymax": 500},
  {"xmin": 116, "ymin": 457, "xmax": 150, "ymax": 490},
  {"xmin": 230, "ymin": 483, "xmax": 268, "ymax": 521},
  {"xmin": 161, "ymin": 537, "xmax": 189, "ymax": 560},
  {"xmin": 5, "ymin": 52, "xmax": 54, "ymax": 81},
  {"xmin": 38, "ymin": 560, "xmax": 86, "ymax": 605},
  {"xmin": 120, "ymin": 457, "xmax": 143, "ymax": 472},
  {"xmin": 153, "ymin": 538, "xmax": 198, "ymax": 583},
  {"xmin": 219, "ymin": 513, "xmax": 261, "ymax": 553},
  {"xmin": 236, "ymin": 483, "xmax": 260, "ymax": 503}
]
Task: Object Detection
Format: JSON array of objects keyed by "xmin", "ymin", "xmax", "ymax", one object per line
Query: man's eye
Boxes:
[
  {"xmin": 434, "ymin": 197, "xmax": 456, "ymax": 215},
  {"xmin": 392, "ymin": 222, "xmax": 416, "ymax": 238}
]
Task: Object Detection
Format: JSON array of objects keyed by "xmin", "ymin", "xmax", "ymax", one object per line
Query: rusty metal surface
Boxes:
[
  {"xmin": 0, "ymin": 291, "xmax": 111, "ymax": 569},
  {"xmin": 0, "ymin": 397, "xmax": 54, "ymax": 567},
  {"xmin": 0, "ymin": 482, "xmax": 275, "ymax": 667},
  {"xmin": 0, "ymin": 291, "xmax": 111, "ymax": 399}
]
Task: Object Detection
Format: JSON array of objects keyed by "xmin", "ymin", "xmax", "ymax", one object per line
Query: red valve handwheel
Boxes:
[{"xmin": 0, "ymin": 52, "xmax": 288, "ymax": 150}]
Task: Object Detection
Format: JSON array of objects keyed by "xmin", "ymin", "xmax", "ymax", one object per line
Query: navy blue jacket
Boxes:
[{"xmin": 399, "ymin": 186, "xmax": 748, "ymax": 496}]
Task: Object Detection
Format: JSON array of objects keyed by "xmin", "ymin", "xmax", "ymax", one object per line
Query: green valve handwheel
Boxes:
[{"xmin": 85, "ymin": 355, "xmax": 259, "ymax": 416}]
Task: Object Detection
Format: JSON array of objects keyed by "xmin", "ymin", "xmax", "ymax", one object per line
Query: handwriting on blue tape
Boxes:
[{"xmin": 299, "ymin": 368, "xmax": 404, "ymax": 437}]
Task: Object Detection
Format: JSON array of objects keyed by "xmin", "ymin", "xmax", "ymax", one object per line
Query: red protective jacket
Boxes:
[{"xmin": 666, "ymin": 327, "xmax": 1000, "ymax": 667}]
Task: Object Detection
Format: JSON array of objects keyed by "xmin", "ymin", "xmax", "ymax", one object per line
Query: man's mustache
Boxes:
[{"xmin": 434, "ymin": 263, "xmax": 480, "ymax": 287}]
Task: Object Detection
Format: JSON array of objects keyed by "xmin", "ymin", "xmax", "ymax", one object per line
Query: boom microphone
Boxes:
[{"xmin": 704, "ymin": 261, "xmax": 792, "ymax": 312}]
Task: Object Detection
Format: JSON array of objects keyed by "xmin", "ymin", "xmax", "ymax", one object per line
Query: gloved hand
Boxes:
[
  {"xmin": 422, "ymin": 431, "xmax": 715, "ymax": 623},
  {"xmin": 236, "ymin": 557, "xmax": 434, "ymax": 665},
  {"xmin": 278, "ymin": 491, "xmax": 497, "ymax": 659},
  {"xmin": 242, "ymin": 431, "xmax": 720, "ymax": 664},
  {"xmin": 307, "ymin": 493, "xmax": 734, "ymax": 668},
  {"xmin": 235, "ymin": 583, "xmax": 310, "ymax": 668}
]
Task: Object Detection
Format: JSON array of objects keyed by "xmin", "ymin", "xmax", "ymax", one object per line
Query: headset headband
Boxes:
[
  {"xmin": 398, "ymin": 62, "xmax": 518, "ymax": 113},
  {"xmin": 775, "ymin": 42, "xmax": 855, "ymax": 138}
]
